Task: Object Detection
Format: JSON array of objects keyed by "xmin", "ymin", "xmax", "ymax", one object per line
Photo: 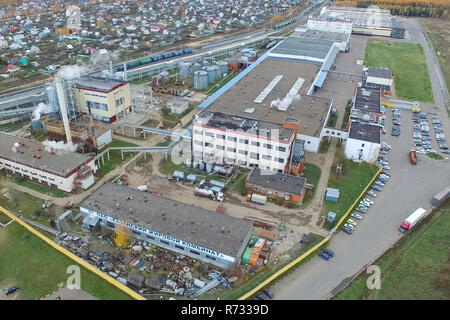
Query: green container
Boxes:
[{"xmin": 19, "ymin": 58, "xmax": 28, "ymax": 66}]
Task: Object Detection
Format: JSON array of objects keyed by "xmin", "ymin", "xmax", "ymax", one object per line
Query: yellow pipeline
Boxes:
[
  {"xmin": 333, "ymin": 168, "xmax": 382, "ymax": 231},
  {"xmin": 0, "ymin": 205, "xmax": 145, "ymax": 300},
  {"xmin": 238, "ymin": 236, "xmax": 330, "ymax": 300}
]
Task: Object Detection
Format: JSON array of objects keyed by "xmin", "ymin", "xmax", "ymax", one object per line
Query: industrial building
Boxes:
[
  {"xmin": 246, "ymin": 168, "xmax": 307, "ymax": 204},
  {"xmin": 321, "ymin": 7, "xmax": 405, "ymax": 39},
  {"xmin": 364, "ymin": 67, "xmax": 393, "ymax": 94},
  {"xmin": 79, "ymin": 183, "xmax": 253, "ymax": 269},
  {"xmin": 167, "ymin": 97, "xmax": 189, "ymax": 114},
  {"xmin": 344, "ymin": 121, "xmax": 382, "ymax": 163},
  {"xmin": 348, "ymin": 85, "xmax": 384, "ymax": 128},
  {"xmin": 75, "ymin": 77, "xmax": 132, "ymax": 123},
  {"xmin": 0, "ymin": 132, "xmax": 96, "ymax": 192}
]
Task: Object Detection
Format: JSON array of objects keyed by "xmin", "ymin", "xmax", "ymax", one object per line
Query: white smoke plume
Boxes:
[
  {"xmin": 56, "ymin": 64, "xmax": 89, "ymax": 80},
  {"xmin": 270, "ymin": 94, "xmax": 301, "ymax": 111},
  {"xmin": 32, "ymin": 102, "xmax": 52, "ymax": 121},
  {"xmin": 11, "ymin": 142, "xmax": 20, "ymax": 152},
  {"xmin": 42, "ymin": 139, "xmax": 78, "ymax": 154}
]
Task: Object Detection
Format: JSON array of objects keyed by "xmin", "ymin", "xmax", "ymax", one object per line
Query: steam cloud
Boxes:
[
  {"xmin": 270, "ymin": 94, "xmax": 301, "ymax": 111},
  {"xmin": 42, "ymin": 139, "xmax": 78, "ymax": 154},
  {"xmin": 32, "ymin": 102, "xmax": 52, "ymax": 121}
]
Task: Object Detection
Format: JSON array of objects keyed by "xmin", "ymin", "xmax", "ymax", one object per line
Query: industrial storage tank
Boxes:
[
  {"xmin": 31, "ymin": 119, "xmax": 42, "ymax": 131},
  {"xmin": 202, "ymin": 60, "xmax": 210, "ymax": 67},
  {"xmin": 199, "ymin": 162, "xmax": 206, "ymax": 171},
  {"xmin": 218, "ymin": 61, "xmax": 228, "ymax": 75},
  {"xmin": 206, "ymin": 67, "xmax": 216, "ymax": 84},
  {"xmin": 192, "ymin": 63, "xmax": 201, "ymax": 72},
  {"xmin": 212, "ymin": 66, "xmax": 221, "ymax": 80},
  {"xmin": 179, "ymin": 62, "xmax": 192, "ymax": 79},
  {"xmin": 194, "ymin": 70, "xmax": 208, "ymax": 89},
  {"xmin": 206, "ymin": 163, "xmax": 213, "ymax": 173}
]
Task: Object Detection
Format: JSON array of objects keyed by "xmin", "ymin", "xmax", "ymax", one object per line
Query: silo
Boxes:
[
  {"xmin": 206, "ymin": 67, "xmax": 215, "ymax": 84},
  {"xmin": 206, "ymin": 163, "xmax": 213, "ymax": 173},
  {"xmin": 212, "ymin": 66, "xmax": 220, "ymax": 80},
  {"xmin": 194, "ymin": 70, "xmax": 208, "ymax": 89},
  {"xmin": 218, "ymin": 61, "xmax": 228, "ymax": 75},
  {"xmin": 202, "ymin": 60, "xmax": 210, "ymax": 67},
  {"xmin": 31, "ymin": 119, "xmax": 41, "ymax": 131},
  {"xmin": 199, "ymin": 162, "xmax": 206, "ymax": 171},
  {"xmin": 192, "ymin": 62, "xmax": 201, "ymax": 72},
  {"xmin": 179, "ymin": 62, "xmax": 191, "ymax": 79}
]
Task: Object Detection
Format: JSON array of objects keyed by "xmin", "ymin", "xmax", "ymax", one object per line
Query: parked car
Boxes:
[
  {"xmin": 351, "ymin": 213, "xmax": 363, "ymax": 220},
  {"xmin": 375, "ymin": 180, "xmax": 385, "ymax": 186},
  {"xmin": 344, "ymin": 223, "xmax": 354, "ymax": 230},
  {"xmin": 323, "ymin": 249, "xmax": 335, "ymax": 257},
  {"xmin": 5, "ymin": 286, "xmax": 19, "ymax": 296},
  {"xmin": 342, "ymin": 226, "xmax": 353, "ymax": 234},
  {"xmin": 346, "ymin": 219, "xmax": 357, "ymax": 226},
  {"xmin": 367, "ymin": 190, "xmax": 377, "ymax": 197},
  {"xmin": 356, "ymin": 206, "xmax": 367, "ymax": 213},
  {"xmin": 263, "ymin": 289, "xmax": 274, "ymax": 299},
  {"xmin": 372, "ymin": 185, "xmax": 382, "ymax": 192},
  {"xmin": 363, "ymin": 198, "xmax": 374, "ymax": 205},
  {"xmin": 319, "ymin": 251, "xmax": 330, "ymax": 260}
]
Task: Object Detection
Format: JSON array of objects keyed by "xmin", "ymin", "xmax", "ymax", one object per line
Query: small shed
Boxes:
[
  {"xmin": 186, "ymin": 173, "xmax": 197, "ymax": 183},
  {"xmin": 82, "ymin": 215, "xmax": 100, "ymax": 230},
  {"xmin": 167, "ymin": 97, "xmax": 188, "ymax": 114},
  {"xmin": 172, "ymin": 170, "xmax": 185, "ymax": 180},
  {"xmin": 325, "ymin": 188, "xmax": 340, "ymax": 202},
  {"xmin": 327, "ymin": 211, "xmax": 337, "ymax": 223},
  {"xmin": 127, "ymin": 272, "xmax": 145, "ymax": 289}
]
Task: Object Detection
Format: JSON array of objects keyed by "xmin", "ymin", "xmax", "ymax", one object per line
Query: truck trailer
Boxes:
[
  {"xmin": 431, "ymin": 186, "xmax": 450, "ymax": 206},
  {"xmin": 194, "ymin": 187, "xmax": 224, "ymax": 201},
  {"xmin": 247, "ymin": 194, "xmax": 267, "ymax": 205},
  {"xmin": 399, "ymin": 207, "xmax": 427, "ymax": 233}
]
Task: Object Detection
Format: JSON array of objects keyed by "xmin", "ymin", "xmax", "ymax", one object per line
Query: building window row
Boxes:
[
  {"xmin": 115, "ymin": 97, "xmax": 125, "ymax": 107},
  {"xmin": 86, "ymin": 100, "xmax": 108, "ymax": 111}
]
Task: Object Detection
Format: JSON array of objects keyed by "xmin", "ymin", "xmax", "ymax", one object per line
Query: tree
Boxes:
[
  {"xmin": 114, "ymin": 221, "xmax": 130, "ymax": 248},
  {"xmin": 270, "ymin": 14, "xmax": 282, "ymax": 26}
]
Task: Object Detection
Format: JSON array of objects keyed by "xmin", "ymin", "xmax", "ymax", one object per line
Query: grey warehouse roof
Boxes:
[
  {"xmin": 348, "ymin": 121, "xmax": 382, "ymax": 144},
  {"xmin": 247, "ymin": 168, "xmax": 306, "ymax": 195},
  {"xmin": 80, "ymin": 182, "xmax": 253, "ymax": 258},
  {"xmin": 75, "ymin": 76, "xmax": 127, "ymax": 93},
  {"xmin": 292, "ymin": 29, "xmax": 350, "ymax": 43},
  {"xmin": 0, "ymin": 132, "xmax": 93, "ymax": 177},
  {"xmin": 271, "ymin": 37, "xmax": 334, "ymax": 60},
  {"xmin": 367, "ymin": 67, "xmax": 392, "ymax": 79},
  {"xmin": 353, "ymin": 86, "xmax": 381, "ymax": 114}
]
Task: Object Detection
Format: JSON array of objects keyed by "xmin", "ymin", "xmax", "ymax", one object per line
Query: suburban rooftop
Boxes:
[{"xmin": 80, "ymin": 182, "xmax": 253, "ymax": 257}]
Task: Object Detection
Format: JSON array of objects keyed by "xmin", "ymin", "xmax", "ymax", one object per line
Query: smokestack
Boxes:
[
  {"xmin": 55, "ymin": 77, "xmax": 72, "ymax": 145},
  {"xmin": 109, "ymin": 60, "xmax": 113, "ymax": 79},
  {"xmin": 123, "ymin": 63, "xmax": 128, "ymax": 81}
]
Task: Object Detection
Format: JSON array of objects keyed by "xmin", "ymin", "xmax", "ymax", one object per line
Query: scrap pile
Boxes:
[{"xmin": 241, "ymin": 236, "xmax": 273, "ymax": 267}]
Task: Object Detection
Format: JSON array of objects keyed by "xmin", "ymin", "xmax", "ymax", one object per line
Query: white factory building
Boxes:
[
  {"xmin": 344, "ymin": 121, "xmax": 382, "ymax": 163},
  {"xmin": 80, "ymin": 183, "xmax": 253, "ymax": 269},
  {"xmin": 0, "ymin": 132, "xmax": 96, "ymax": 192}
]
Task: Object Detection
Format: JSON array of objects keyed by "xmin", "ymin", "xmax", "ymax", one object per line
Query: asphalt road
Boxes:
[{"xmin": 272, "ymin": 18, "xmax": 450, "ymax": 300}]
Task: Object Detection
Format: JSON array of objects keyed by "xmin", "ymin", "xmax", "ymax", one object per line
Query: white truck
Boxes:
[
  {"xmin": 194, "ymin": 187, "xmax": 224, "ymax": 201},
  {"xmin": 247, "ymin": 193, "xmax": 267, "ymax": 205},
  {"xmin": 399, "ymin": 207, "xmax": 427, "ymax": 233}
]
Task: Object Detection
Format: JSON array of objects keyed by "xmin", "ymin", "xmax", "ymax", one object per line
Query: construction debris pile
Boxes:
[
  {"xmin": 241, "ymin": 236, "xmax": 273, "ymax": 267},
  {"xmin": 57, "ymin": 232, "xmax": 237, "ymax": 298}
]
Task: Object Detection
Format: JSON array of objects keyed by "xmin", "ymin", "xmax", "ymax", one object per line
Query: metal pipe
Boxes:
[{"xmin": 55, "ymin": 77, "xmax": 72, "ymax": 145}]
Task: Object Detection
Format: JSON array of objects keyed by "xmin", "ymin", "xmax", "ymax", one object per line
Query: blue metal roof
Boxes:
[{"xmin": 314, "ymin": 70, "xmax": 328, "ymax": 88}]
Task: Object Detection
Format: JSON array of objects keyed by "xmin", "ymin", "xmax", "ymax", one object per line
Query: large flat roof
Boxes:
[
  {"xmin": 348, "ymin": 121, "xmax": 382, "ymax": 144},
  {"xmin": 204, "ymin": 58, "xmax": 331, "ymax": 137},
  {"xmin": 0, "ymin": 132, "xmax": 93, "ymax": 177},
  {"xmin": 195, "ymin": 110, "xmax": 295, "ymax": 142},
  {"xmin": 75, "ymin": 77, "xmax": 128, "ymax": 93},
  {"xmin": 271, "ymin": 37, "xmax": 334, "ymax": 60},
  {"xmin": 291, "ymin": 29, "xmax": 350, "ymax": 43},
  {"xmin": 353, "ymin": 86, "xmax": 381, "ymax": 114},
  {"xmin": 80, "ymin": 183, "xmax": 253, "ymax": 258},
  {"xmin": 247, "ymin": 168, "xmax": 306, "ymax": 195},
  {"xmin": 322, "ymin": 7, "xmax": 402, "ymax": 30}
]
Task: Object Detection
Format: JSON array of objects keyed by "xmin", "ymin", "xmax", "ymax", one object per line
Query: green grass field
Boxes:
[
  {"xmin": 323, "ymin": 146, "xmax": 379, "ymax": 230},
  {"xmin": 335, "ymin": 200, "xmax": 450, "ymax": 300},
  {"xmin": 96, "ymin": 139, "xmax": 138, "ymax": 179},
  {"xmin": 299, "ymin": 163, "xmax": 322, "ymax": 208},
  {"xmin": 13, "ymin": 176, "xmax": 69, "ymax": 198},
  {"xmin": 364, "ymin": 40, "xmax": 434, "ymax": 103},
  {"xmin": 0, "ymin": 219, "xmax": 132, "ymax": 300}
]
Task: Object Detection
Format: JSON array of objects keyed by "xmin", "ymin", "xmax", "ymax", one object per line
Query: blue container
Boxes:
[{"xmin": 210, "ymin": 180, "xmax": 226, "ymax": 189}]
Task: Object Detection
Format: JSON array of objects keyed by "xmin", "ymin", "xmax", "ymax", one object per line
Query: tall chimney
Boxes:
[
  {"xmin": 123, "ymin": 63, "xmax": 128, "ymax": 81},
  {"xmin": 109, "ymin": 60, "xmax": 114, "ymax": 79},
  {"xmin": 55, "ymin": 76, "xmax": 73, "ymax": 145}
]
